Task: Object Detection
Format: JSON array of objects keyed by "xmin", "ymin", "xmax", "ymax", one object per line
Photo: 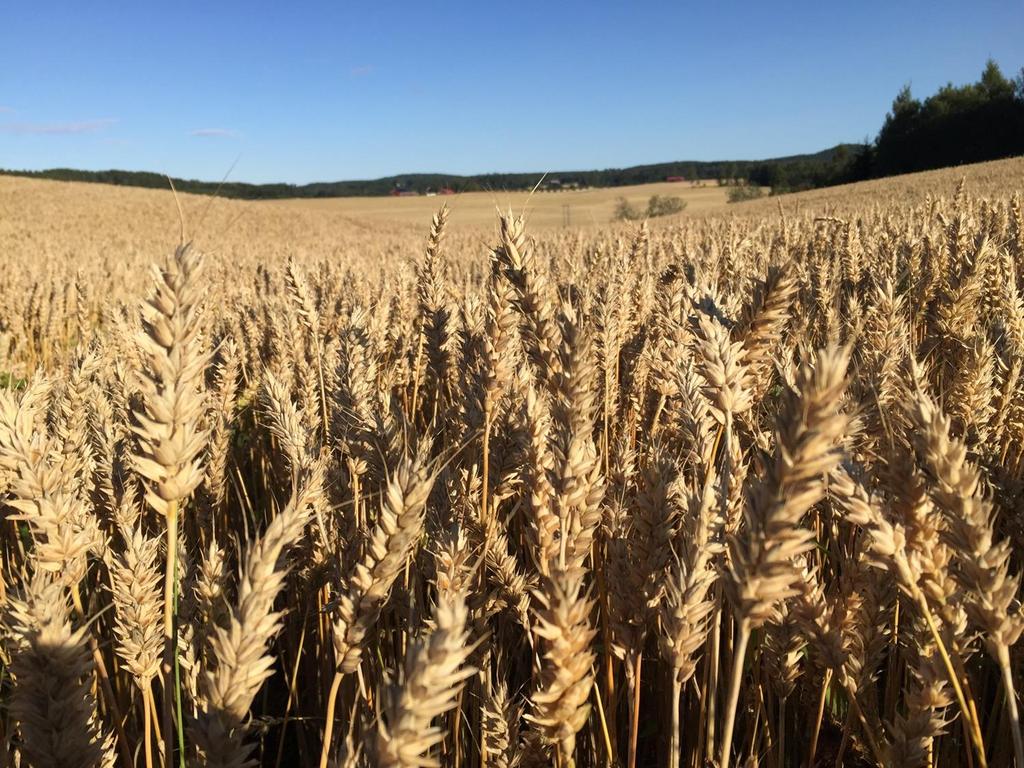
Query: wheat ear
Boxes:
[
  {"xmin": 527, "ymin": 566, "xmax": 596, "ymax": 768},
  {"xmin": 720, "ymin": 345, "xmax": 851, "ymax": 768},
  {"xmin": 132, "ymin": 243, "xmax": 209, "ymax": 762},
  {"xmin": 375, "ymin": 588, "xmax": 476, "ymax": 768},
  {"xmin": 909, "ymin": 379, "xmax": 1024, "ymax": 768},
  {"xmin": 3, "ymin": 576, "xmax": 116, "ymax": 768},
  {"xmin": 192, "ymin": 460, "xmax": 321, "ymax": 768},
  {"xmin": 322, "ymin": 449, "xmax": 435, "ymax": 767}
]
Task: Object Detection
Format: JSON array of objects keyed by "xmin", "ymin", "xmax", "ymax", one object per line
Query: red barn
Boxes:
[{"xmin": 666, "ymin": 175, "xmax": 685, "ymax": 182}]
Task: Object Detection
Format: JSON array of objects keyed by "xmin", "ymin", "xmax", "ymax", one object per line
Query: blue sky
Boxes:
[{"xmin": 1, "ymin": 1, "xmax": 1021, "ymax": 184}]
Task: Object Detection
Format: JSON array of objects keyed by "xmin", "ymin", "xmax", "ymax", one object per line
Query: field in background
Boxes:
[
  {"xmin": 0, "ymin": 174, "xmax": 731, "ymax": 238},
  {"xmin": 276, "ymin": 179, "xmax": 732, "ymax": 228},
  {"xmin": 3, "ymin": 157, "xmax": 1022, "ymax": 253}
]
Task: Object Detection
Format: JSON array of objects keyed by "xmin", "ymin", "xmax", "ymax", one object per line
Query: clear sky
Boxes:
[{"xmin": 1, "ymin": 1, "xmax": 1021, "ymax": 184}]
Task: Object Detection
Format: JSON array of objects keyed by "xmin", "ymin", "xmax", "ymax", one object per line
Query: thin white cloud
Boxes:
[
  {"xmin": 350, "ymin": 65, "xmax": 374, "ymax": 77},
  {"xmin": 190, "ymin": 128, "xmax": 240, "ymax": 138},
  {"xmin": 0, "ymin": 118, "xmax": 118, "ymax": 135},
  {"xmin": 0, "ymin": 106, "xmax": 15, "ymax": 114}
]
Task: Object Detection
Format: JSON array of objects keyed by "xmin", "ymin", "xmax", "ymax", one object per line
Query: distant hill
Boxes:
[{"xmin": 0, "ymin": 145, "xmax": 861, "ymax": 200}]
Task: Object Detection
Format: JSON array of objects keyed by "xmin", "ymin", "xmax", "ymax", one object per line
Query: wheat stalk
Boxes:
[{"xmin": 720, "ymin": 345, "xmax": 850, "ymax": 768}]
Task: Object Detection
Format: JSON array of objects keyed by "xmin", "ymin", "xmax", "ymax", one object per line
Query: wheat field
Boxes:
[
  {"xmin": 0, "ymin": 173, "xmax": 731, "ymax": 236},
  {"xmin": 1, "ymin": 156, "xmax": 1024, "ymax": 768}
]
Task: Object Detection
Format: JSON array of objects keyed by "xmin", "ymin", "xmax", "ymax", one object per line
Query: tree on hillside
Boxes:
[{"xmin": 872, "ymin": 60, "xmax": 1024, "ymax": 176}]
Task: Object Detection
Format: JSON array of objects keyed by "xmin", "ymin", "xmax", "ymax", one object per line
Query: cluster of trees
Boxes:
[
  {"xmin": 744, "ymin": 60, "xmax": 1024, "ymax": 195},
  {"xmin": 614, "ymin": 194, "xmax": 688, "ymax": 221},
  {"xmin": 869, "ymin": 60, "xmax": 1024, "ymax": 176},
  {"xmin": 744, "ymin": 143, "xmax": 869, "ymax": 193},
  {"xmin": 727, "ymin": 184, "xmax": 765, "ymax": 203}
]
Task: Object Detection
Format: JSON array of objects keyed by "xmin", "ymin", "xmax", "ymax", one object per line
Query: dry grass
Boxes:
[{"xmin": 1, "ymin": 155, "xmax": 1024, "ymax": 768}]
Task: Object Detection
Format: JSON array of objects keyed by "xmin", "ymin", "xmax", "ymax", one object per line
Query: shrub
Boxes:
[
  {"xmin": 614, "ymin": 197, "xmax": 643, "ymax": 221},
  {"xmin": 727, "ymin": 184, "xmax": 765, "ymax": 203},
  {"xmin": 645, "ymin": 195, "xmax": 687, "ymax": 217},
  {"xmin": 615, "ymin": 195, "xmax": 687, "ymax": 221}
]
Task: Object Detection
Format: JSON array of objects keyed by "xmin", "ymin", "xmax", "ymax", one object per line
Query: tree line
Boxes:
[
  {"xmin": 0, "ymin": 149, "xmax": 848, "ymax": 200},
  {"xmin": 747, "ymin": 60, "xmax": 1024, "ymax": 193}
]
